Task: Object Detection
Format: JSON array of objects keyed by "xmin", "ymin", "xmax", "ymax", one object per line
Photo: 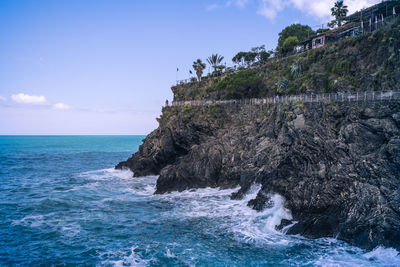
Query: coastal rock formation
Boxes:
[
  {"xmin": 117, "ymin": 102, "xmax": 400, "ymax": 249},
  {"xmin": 117, "ymin": 20, "xmax": 400, "ymax": 249}
]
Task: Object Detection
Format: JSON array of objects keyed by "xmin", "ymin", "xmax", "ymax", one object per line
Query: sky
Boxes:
[{"xmin": 0, "ymin": 0, "xmax": 380, "ymax": 135}]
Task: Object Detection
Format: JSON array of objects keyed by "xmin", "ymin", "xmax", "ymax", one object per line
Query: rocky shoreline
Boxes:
[{"xmin": 117, "ymin": 101, "xmax": 400, "ymax": 250}]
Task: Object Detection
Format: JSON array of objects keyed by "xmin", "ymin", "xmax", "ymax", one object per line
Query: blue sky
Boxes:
[{"xmin": 0, "ymin": 0, "xmax": 379, "ymax": 135}]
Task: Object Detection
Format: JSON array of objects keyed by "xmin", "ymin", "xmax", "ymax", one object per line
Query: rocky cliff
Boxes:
[
  {"xmin": 116, "ymin": 22, "xmax": 400, "ymax": 250},
  {"xmin": 117, "ymin": 101, "xmax": 400, "ymax": 249}
]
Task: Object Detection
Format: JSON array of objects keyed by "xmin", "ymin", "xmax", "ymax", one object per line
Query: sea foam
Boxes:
[{"xmin": 157, "ymin": 184, "xmax": 293, "ymax": 245}]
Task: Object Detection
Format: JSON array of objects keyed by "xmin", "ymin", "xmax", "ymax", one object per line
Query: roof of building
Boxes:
[
  {"xmin": 324, "ymin": 22, "xmax": 359, "ymax": 36},
  {"xmin": 300, "ymin": 22, "xmax": 359, "ymax": 45}
]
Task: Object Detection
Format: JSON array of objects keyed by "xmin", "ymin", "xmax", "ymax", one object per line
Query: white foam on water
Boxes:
[
  {"xmin": 281, "ymin": 221, "xmax": 298, "ymax": 234},
  {"xmin": 13, "ymin": 213, "xmax": 85, "ymax": 239},
  {"xmin": 120, "ymin": 181, "xmax": 156, "ymax": 196},
  {"xmin": 61, "ymin": 223, "xmax": 82, "ymax": 238},
  {"xmin": 75, "ymin": 171, "xmax": 400, "ymax": 265},
  {"xmin": 292, "ymin": 238, "xmax": 400, "ymax": 267},
  {"xmin": 363, "ymin": 246, "xmax": 400, "ymax": 266},
  {"xmin": 165, "ymin": 248, "xmax": 176, "ymax": 258},
  {"xmin": 158, "ymin": 184, "xmax": 293, "ymax": 245},
  {"xmin": 12, "ymin": 214, "xmax": 45, "ymax": 227},
  {"xmin": 77, "ymin": 168, "xmax": 157, "ymax": 196},
  {"xmin": 79, "ymin": 168, "xmax": 134, "ymax": 181},
  {"xmin": 100, "ymin": 246, "xmax": 149, "ymax": 267}
]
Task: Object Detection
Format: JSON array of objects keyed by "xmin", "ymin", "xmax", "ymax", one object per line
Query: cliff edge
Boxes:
[{"xmin": 116, "ymin": 22, "xmax": 400, "ymax": 249}]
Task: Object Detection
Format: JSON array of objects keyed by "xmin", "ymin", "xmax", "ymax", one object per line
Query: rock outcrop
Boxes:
[
  {"xmin": 117, "ymin": 20, "xmax": 400, "ymax": 249},
  {"xmin": 117, "ymin": 101, "xmax": 400, "ymax": 250}
]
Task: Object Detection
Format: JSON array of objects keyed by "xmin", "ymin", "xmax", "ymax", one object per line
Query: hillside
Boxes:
[{"xmin": 173, "ymin": 18, "xmax": 400, "ymax": 101}]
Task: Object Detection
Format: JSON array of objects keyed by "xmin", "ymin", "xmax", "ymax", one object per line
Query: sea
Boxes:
[{"xmin": 0, "ymin": 135, "xmax": 399, "ymax": 266}]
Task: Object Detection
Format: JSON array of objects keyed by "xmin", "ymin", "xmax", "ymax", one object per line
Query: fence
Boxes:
[{"xmin": 169, "ymin": 91, "xmax": 400, "ymax": 107}]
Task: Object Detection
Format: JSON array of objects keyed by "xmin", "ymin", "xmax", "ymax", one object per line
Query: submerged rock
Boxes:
[{"xmin": 117, "ymin": 102, "xmax": 400, "ymax": 250}]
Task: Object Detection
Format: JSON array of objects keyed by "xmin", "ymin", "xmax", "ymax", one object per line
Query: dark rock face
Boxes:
[{"xmin": 116, "ymin": 102, "xmax": 400, "ymax": 250}]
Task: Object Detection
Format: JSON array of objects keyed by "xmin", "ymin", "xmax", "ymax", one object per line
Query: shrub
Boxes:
[
  {"xmin": 334, "ymin": 59, "xmax": 350, "ymax": 75},
  {"xmin": 276, "ymin": 77, "xmax": 289, "ymax": 93},
  {"xmin": 212, "ymin": 70, "xmax": 264, "ymax": 99}
]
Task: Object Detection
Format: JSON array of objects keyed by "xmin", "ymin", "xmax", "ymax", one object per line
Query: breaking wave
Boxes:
[{"xmin": 4, "ymin": 166, "xmax": 400, "ymax": 266}]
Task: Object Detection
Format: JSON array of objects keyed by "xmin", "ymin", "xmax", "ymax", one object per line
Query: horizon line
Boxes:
[{"xmin": 0, "ymin": 134, "xmax": 147, "ymax": 136}]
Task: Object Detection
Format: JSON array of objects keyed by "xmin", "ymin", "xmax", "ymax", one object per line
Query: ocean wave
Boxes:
[
  {"xmin": 157, "ymin": 184, "xmax": 293, "ymax": 245},
  {"xmin": 12, "ymin": 214, "xmax": 83, "ymax": 238},
  {"xmin": 10, "ymin": 170, "xmax": 400, "ymax": 266},
  {"xmin": 77, "ymin": 168, "xmax": 157, "ymax": 196},
  {"xmin": 78, "ymin": 168, "xmax": 135, "ymax": 180},
  {"xmin": 61, "ymin": 223, "xmax": 82, "ymax": 238},
  {"xmin": 363, "ymin": 246, "xmax": 400, "ymax": 266},
  {"xmin": 12, "ymin": 214, "xmax": 45, "ymax": 228}
]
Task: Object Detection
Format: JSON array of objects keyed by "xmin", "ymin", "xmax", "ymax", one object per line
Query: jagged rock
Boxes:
[{"xmin": 117, "ymin": 102, "xmax": 400, "ymax": 250}]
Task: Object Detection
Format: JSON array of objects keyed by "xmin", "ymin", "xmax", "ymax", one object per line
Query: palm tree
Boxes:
[
  {"xmin": 207, "ymin": 54, "xmax": 224, "ymax": 73},
  {"xmin": 192, "ymin": 59, "xmax": 206, "ymax": 81},
  {"xmin": 329, "ymin": 1, "xmax": 348, "ymax": 27}
]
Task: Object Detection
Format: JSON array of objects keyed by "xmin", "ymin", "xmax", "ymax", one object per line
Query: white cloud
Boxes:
[
  {"xmin": 53, "ymin": 103, "xmax": 72, "ymax": 110},
  {"xmin": 345, "ymin": 0, "xmax": 381, "ymax": 14},
  {"xmin": 9, "ymin": 92, "xmax": 72, "ymax": 110},
  {"xmin": 257, "ymin": 0, "xmax": 381, "ymax": 20},
  {"xmin": 258, "ymin": 0, "xmax": 288, "ymax": 20},
  {"xmin": 206, "ymin": 3, "xmax": 220, "ymax": 11},
  {"xmin": 0, "ymin": 96, "xmax": 6, "ymax": 101},
  {"xmin": 206, "ymin": 0, "xmax": 250, "ymax": 11},
  {"xmin": 227, "ymin": 0, "xmax": 250, "ymax": 8},
  {"xmin": 11, "ymin": 93, "xmax": 47, "ymax": 105}
]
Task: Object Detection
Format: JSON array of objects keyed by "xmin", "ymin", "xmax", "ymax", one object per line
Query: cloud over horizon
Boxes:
[
  {"xmin": 53, "ymin": 103, "xmax": 72, "ymax": 110},
  {"xmin": 0, "ymin": 96, "xmax": 6, "ymax": 101},
  {"xmin": 10, "ymin": 93, "xmax": 72, "ymax": 111},
  {"xmin": 11, "ymin": 93, "xmax": 47, "ymax": 105}
]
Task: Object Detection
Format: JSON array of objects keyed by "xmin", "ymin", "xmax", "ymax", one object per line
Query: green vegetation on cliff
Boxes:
[
  {"xmin": 172, "ymin": 18, "xmax": 400, "ymax": 101},
  {"xmin": 207, "ymin": 70, "xmax": 264, "ymax": 99}
]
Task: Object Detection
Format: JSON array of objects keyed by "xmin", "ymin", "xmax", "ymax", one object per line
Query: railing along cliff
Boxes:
[{"xmin": 169, "ymin": 91, "xmax": 400, "ymax": 107}]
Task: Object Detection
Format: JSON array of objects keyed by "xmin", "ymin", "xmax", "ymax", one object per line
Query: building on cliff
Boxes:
[{"xmin": 298, "ymin": 0, "xmax": 400, "ymax": 52}]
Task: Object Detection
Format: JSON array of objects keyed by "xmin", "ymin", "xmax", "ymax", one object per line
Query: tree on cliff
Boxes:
[
  {"xmin": 244, "ymin": 52, "xmax": 257, "ymax": 67},
  {"xmin": 328, "ymin": 1, "xmax": 348, "ymax": 28},
  {"xmin": 251, "ymin": 45, "xmax": 268, "ymax": 63},
  {"xmin": 232, "ymin": 52, "xmax": 246, "ymax": 67},
  {"xmin": 277, "ymin": 24, "xmax": 314, "ymax": 55},
  {"xmin": 207, "ymin": 54, "xmax": 224, "ymax": 73},
  {"xmin": 251, "ymin": 45, "xmax": 273, "ymax": 64},
  {"xmin": 258, "ymin": 50, "xmax": 272, "ymax": 64},
  {"xmin": 192, "ymin": 59, "xmax": 206, "ymax": 81},
  {"xmin": 232, "ymin": 51, "xmax": 257, "ymax": 67},
  {"xmin": 232, "ymin": 46, "xmax": 270, "ymax": 67},
  {"xmin": 282, "ymin": 36, "xmax": 299, "ymax": 55}
]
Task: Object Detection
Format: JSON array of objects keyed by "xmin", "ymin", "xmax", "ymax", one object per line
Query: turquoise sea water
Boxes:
[{"xmin": 1, "ymin": 135, "xmax": 399, "ymax": 266}]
